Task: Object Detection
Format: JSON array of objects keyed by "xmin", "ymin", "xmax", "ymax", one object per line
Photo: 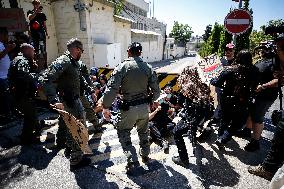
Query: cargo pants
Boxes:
[
  {"xmin": 116, "ymin": 103, "xmax": 150, "ymax": 163},
  {"xmin": 80, "ymin": 95, "xmax": 100, "ymax": 130},
  {"xmin": 57, "ymin": 98, "xmax": 87, "ymax": 165}
]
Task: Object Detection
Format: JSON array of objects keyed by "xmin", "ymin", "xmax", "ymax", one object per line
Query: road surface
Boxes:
[{"xmin": 0, "ymin": 55, "xmax": 277, "ymax": 189}]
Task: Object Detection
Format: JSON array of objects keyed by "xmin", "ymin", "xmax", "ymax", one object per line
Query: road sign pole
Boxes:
[{"xmin": 233, "ymin": 0, "xmax": 243, "ymax": 46}]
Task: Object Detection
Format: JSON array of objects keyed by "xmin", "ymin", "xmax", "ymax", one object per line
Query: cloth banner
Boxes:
[
  {"xmin": 54, "ymin": 108, "xmax": 92, "ymax": 154},
  {"xmin": 197, "ymin": 54, "xmax": 223, "ymax": 85}
]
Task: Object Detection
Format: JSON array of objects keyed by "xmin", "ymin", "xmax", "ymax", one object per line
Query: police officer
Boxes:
[
  {"xmin": 79, "ymin": 63, "xmax": 101, "ymax": 134},
  {"xmin": 100, "ymin": 42, "xmax": 160, "ymax": 170},
  {"xmin": 8, "ymin": 43, "xmax": 40, "ymax": 145},
  {"xmin": 42, "ymin": 38, "xmax": 91, "ymax": 171}
]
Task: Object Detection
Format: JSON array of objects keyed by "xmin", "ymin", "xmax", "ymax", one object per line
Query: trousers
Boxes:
[
  {"xmin": 57, "ymin": 98, "xmax": 87, "ymax": 165},
  {"xmin": 116, "ymin": 104, "xmax": 150, "ymax": 163}
]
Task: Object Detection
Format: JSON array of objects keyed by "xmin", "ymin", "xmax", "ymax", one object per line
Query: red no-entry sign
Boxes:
[{"xmin": 224, "ymin": 9, "xmax": 252, "ymax": 35}]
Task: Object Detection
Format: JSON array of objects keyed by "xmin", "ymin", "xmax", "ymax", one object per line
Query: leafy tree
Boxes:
[
  {"xmin": 218, "ymin": 28, "xmax": 233, "ymax": 56},
  {"xmin": 199, "ymin": 23, "xmax": 223, "ymax": 57},
  {"xmin": 210, "ymin": 22, "xmax": 223, "ymax": 53},
  {"xmin": 202, "ymin": 25, "xmax": 212, "ymax": 42},
  {"xmin": 169, "ymin": 21, "xmax": 193, "ymax": 47},
  {"xmin": 112, "ymin": 0, "xmax": 125, "ymax": 15},
  {"xmin": 249, "ymin": 30, "xmax": 272, "ymax": 50}
]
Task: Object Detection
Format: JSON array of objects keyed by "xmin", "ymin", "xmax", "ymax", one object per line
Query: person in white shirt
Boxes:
[{"xmin": 0, "ymin": 27, "xmax": 16, "ymax": 121}]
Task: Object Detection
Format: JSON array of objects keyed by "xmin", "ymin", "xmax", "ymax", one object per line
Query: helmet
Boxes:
[{"xmin": 90, "ymin": 67, "xmax": 99, "ymax": 76}]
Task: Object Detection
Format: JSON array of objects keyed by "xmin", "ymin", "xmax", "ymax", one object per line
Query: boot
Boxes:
[
  {"xmin": 244, "ymin": 139, "xmax": 260, "ymax": 152},
  {"xmin": 70, "ymin": 156, "xmax": 92, "ymax": 171},
  {"xmin": 172, "ymin": 156, "xmax": 189, "ymax": 167},
  {"xmin": 248, "ymin": 165, "xmax": 274, "ymax": 180}
]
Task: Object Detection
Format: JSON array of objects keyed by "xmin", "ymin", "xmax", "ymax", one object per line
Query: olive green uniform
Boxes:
[
  {"xmin": 42, "ymin": 52, "xmax": 90, "ymax": 165},
  {"xmin": 79, "ymin": 64, "xmax": 100, "ymax": 130},
  {"xmin": 102, "ymin": 57, "xmax": 160, "ymax": 163},
  {"xmin": 8, "ymin": 53, "xmax": 40, "ymax": 143}
]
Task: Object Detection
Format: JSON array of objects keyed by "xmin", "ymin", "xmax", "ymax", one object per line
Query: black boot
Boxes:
[
  {"xmin": 244, "ymin": 139, "xmax": 260, "ymax": 152},
  {"xmin": 172, "ymin": 156, "xmax": 189, "ymax": 167},
  {"xmin": 70, "ymin": 156, "xmax": 92, "ymax": 171}
]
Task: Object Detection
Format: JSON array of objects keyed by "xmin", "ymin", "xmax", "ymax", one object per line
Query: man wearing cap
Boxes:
[
  {"xmin": 100, "ymin": 42, "xmax": 160, "ymax": 170},
  {"xmin": 8, "ymin": 43, "xmax": 40, "ymax": 144},
  {"xmin": 212, "ymin": 43, "xmax": 235, "ymax": 125},
  {"xmin": 221, "ymin": 43, "xmax": 235, "ymax": 66},
  {"xmin": 248, "ymin": 34, "xmax": 284, "ymax": 181},
  {"xmin": 42, "ymin": 38, "xmax": 91, "ymax": 170}
]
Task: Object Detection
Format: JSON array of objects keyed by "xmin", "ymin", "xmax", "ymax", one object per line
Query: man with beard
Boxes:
[{"xmin": 42, "ymin": 38, "xmax": 91, "ymax": 171}]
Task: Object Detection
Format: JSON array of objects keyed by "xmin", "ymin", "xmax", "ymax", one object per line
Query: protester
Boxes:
[
  {"xmin": 248, "ymin": 34, "xmax": 284, "ymax": 181},
  {"xmin": 245, "ymin": 48, "xmax": 279, "ymax": 152},
  {"xmin": 212, "ymin": 43, "xmax": 235, "ymax": 123},
  {"xmin": 0, "ymin": 27, "xmax": 16, "ymax": 124},
  {"xmin": 172, "ymin": 67, "xmax": 213, "ymax": 167},
  {"xmin": 211, "ymin": 50, "xmax": 259, "ymax": 146},
  {"xmin": 8, "ymin": 43, "xmax": 40, "ymax": 144},
  {"xmin": 148, "ymin": 96, "xmax": 172, "ymax": 154},
  {"xmin": 27, "ymin": 0, "xmax": 48, "ymax": 70}
]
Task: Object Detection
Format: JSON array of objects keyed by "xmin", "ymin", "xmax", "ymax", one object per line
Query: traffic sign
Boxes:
[{"xmin": 224, "ymin": 9, "xmax": 252, "ymax": 35}]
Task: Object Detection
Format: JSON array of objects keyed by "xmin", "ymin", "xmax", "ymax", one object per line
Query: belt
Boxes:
[{"xmin": 126, "ymin": 98, "xmax": 149, "ymax": 107}]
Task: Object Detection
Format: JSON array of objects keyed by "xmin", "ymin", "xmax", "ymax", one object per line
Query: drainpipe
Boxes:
[{"xmin": 74, "ymin": 0, "xmax": 88, "ymax": 31}]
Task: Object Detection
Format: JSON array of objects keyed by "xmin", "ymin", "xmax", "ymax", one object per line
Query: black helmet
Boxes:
[{"xmin": 128, "ymin": 42, "xmax": 142, "ymax": 53}]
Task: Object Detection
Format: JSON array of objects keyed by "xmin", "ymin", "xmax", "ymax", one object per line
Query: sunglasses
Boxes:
[{"xmin": 77, "ymin": 47, "xmax": 84, "ymax": 53}]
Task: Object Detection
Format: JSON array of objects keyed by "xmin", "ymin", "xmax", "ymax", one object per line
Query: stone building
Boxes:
[
  {"xmin": 119, "ymin": 0, "xmax": 167, "ymax": 62},
  {"xmin": 2, "ymin": 0, "xmax": 132, "ymax": 68}
]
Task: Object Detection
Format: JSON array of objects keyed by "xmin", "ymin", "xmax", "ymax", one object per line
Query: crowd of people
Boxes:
[{"xmin": 0, "ymin": 0, "xmax": 284, "ymax": 186}]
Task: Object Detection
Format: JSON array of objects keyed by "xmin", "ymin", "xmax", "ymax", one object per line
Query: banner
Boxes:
[
  {"xmin": 197, "ymin": 54, "xmax": 223, "ymax": 85},
  {"xmin": 0, "ymin": 8, "xmax": 28, "ymax": 32},
  {"xmin": 54, "ymin": 108, "xmax": 92, "ymax": 154}
]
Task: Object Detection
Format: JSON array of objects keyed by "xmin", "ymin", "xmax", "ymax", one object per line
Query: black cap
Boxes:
[{"xmin": 128, "ymin": 42, "xmax": 142, "ymax": 52}]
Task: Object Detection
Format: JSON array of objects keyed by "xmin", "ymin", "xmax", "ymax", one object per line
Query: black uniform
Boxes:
[
  {"xmin": 8, "ymin": 53, "xmax": 39, "ymax": 143},
  {"xmin": 173, "ymin": 98, "xmax": 213, "ymax": 163},
  {"xmin": 211, "ymin": 65, "xmax": 259, "ymax": 141}
]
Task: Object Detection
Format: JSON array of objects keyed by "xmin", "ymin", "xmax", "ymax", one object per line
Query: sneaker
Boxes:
[
  {"xmin": 248, "ymin": 165, "xmax": 274, "ymax": 180},
  {"xmin": 70, "ymin": 156, "xmax": 92, "ymax": 171},
  {"xmin": 244, "ymin": 139, "xmax": 260, "ymax": 152},
  {"xmin": 172, "ymin": 156, "xmax": 189, "ymax": 167}
]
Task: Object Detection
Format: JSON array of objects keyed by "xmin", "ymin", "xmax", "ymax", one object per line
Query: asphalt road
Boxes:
[
  {"xmin": 0, "ymin": 55, "xmax": 278, "ymax": 189},
  {"xmin": 150, "ymin": 56, "xmax": 198, "ymax": 74}
]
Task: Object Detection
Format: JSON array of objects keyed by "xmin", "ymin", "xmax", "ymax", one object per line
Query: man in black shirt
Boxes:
[
  {"xmin": 245, "ymin": 58, "xmax": 278, "ymax": 152},
  {"xmin": 27, "ymin": 0, "xmax": 48, "ymax": 70}
]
